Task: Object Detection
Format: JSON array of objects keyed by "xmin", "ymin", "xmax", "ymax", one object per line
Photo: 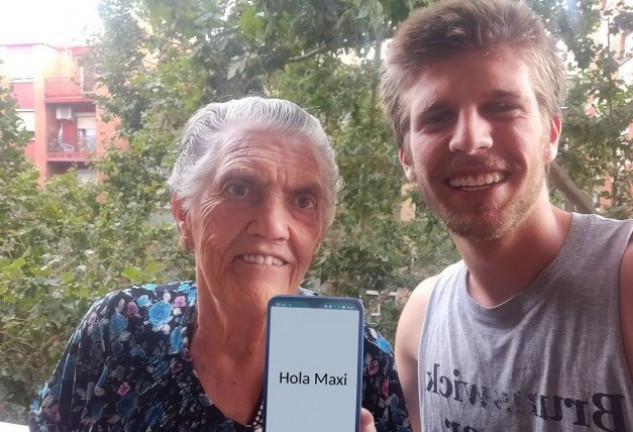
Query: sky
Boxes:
[{"xmin": 0, "ymin": 0, "xmax": 102, "ymax": 45}]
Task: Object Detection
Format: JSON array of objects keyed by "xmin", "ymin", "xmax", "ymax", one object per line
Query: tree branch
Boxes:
[
  {"xmin": 288, "ymin": 46, "xmax": 327, "ymax": 63},
  {"xmin": 549, "ymin": 161, "xmax": 597, "ymax": 214}
]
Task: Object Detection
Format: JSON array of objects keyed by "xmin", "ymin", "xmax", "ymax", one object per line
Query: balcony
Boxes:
[
  {"xmin": 47, "ymin": 136, "xmax": 96, "ymax": 162},
  {"xmin": 45, "ymin": 75, "xmax": 95, "ymax": 102}
]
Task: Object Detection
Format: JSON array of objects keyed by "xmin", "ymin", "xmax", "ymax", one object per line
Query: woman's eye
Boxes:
[
  {"xmin": 295, "ymin": 195, "xmax": 316, "ymax": 210},
  {"xmin": 226, "ymin": 182, "xmax": 249, "ymax": 197}
]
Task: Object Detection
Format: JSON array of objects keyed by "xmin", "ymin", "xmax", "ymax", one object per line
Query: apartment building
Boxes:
[
  {"xmin": 0, "ymin": 42, "xmax": 120, "ymax": 183},
  {"xmin": 592, "ymin": 0, "xmax": 633, "ymax": 208},
  {"xmin": 598, "ymin": 0, "xmax": 633, "ymax": 82}
]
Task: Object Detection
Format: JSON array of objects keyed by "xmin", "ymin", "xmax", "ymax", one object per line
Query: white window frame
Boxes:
[{"xmin": 16, "ymin": 109, "xmax": 35, "ymax": 132}]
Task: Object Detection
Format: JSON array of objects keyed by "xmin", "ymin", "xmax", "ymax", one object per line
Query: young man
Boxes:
[{"xmin": 380, "ymin": 0, "xmax": 633, "ymax": 430}]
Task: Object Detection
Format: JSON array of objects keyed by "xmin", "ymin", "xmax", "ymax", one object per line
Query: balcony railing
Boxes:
[
  {"xmin": 45, "ymin": 76, "xmax": 95, "ymax": 100},
  {"xmin": 47, "ymin": 136, "xmax": 96, "ymax": 162}
]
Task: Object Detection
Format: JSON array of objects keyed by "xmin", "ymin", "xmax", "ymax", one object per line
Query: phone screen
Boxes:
[{"xmin": 264, "ymin": 295, "xmax": 364, "ymax": 432}]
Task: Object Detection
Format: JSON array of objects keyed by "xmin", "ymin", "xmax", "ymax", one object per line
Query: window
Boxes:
[
  {"xmin": 17, "ymin": 110, "xmax": 35, "ymax": 132},
  {"xmin": 625, "ymin": 31, "xmax": 633, "ymax": 59},
  {"xmin": 76, "ymin": 114, "xmax": 96, "ymax": 152},
  {"xmin": 3, "ymin": 50, "xmax": 35, "ymax": 81}
]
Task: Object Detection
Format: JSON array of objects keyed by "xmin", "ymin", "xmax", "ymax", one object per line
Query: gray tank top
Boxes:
[{"xmin": 418, "ymin": 213, "xmax": 633, "ymax": 431}]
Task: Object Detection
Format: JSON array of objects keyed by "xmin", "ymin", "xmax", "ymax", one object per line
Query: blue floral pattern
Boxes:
[{"xmin": 29, "ymin": 282, "xmax": 410, "ymax": 431}]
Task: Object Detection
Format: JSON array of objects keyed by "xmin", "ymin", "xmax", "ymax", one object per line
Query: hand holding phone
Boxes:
[
  {"xmin": 264, "ymin": 295, "xmax": 364, "ymax": 432},
  {"xmin": 360, "ymin": 408, "xmax": 377, "ymax": 432}
]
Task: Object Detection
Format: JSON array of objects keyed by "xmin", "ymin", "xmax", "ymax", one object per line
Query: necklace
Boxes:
[{"xmin": 246, "ymin": 399, "xmax": 263, "ymax": 430}]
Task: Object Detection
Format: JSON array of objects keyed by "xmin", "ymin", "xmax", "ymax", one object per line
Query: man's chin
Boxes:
[{"xmin": 443, "ymin": 212, "xmax": 518, "ymax": 241}]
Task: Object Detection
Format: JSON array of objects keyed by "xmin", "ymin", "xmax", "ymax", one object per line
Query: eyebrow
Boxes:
[
  {"xmin": 293, "ymin": 184, "xmax": 324, "ymax": 198},
  {"xmin": 411, "ymin": 101, "xmax": 451, "ymax": 130},
  {"xmin": 412, "ymin": 88, "xmax": 528, "ymax": 125},
  {"xmin": 214, "ymin": 167, "xmax": 324, "ymax": 196},
  {"xmin": 213, "ymin": 168, "xmax": 260, "ymax": 189},
  {"xmin": 417, "ymin": 89, "xmax": 524, "ymax": 112},
  {"xmin": 483, "ymin": 89, "xmax": 525, "ymax": 101}
]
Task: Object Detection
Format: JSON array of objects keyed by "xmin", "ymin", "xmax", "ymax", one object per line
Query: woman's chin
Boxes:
[
  {"xmin": 222, "ymin": 280, "xmax": 298, "ymax": 309},
  {"xmin": 232, "ymin": 266, "xmax": 300, "ymax": 293}
]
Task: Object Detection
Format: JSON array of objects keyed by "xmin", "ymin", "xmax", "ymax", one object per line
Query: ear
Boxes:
[
  {"xmin": 544, "ymin": 116, "xmax": 562, "ymax": 163},
  {"xmin": 399, "ymin": 145, "xmax": 417, "ymax": 182},
  {"xmin": 172, "ymin": 196, "xmax": 192, "ymax": 248},
  {"xmin": 172, "ymin": 195, "xmax": 187, "ymax": 224}
]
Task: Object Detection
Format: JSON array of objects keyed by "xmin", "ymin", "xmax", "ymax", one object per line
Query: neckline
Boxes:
[
  {"xmin": 185, "ymin": 285, "xmax": 313, "ymax": 428},
  {"xmin": 458, "ymin": 212, "xmax": 584, "ymax": 326}
]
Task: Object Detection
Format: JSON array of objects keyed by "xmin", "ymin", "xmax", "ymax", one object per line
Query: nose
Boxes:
[
  {"xmin": 448, "ymin": 110, "xmax": 493, "ymax": 154},
  {"xmin": 246, "ymin": 195, "xmax": 290, "ymax": 241}
]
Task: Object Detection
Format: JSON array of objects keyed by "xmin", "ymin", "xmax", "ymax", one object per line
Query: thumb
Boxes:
[{"xmin": 360, "ymin": 408, "xmax": 376, "ymax": 432}]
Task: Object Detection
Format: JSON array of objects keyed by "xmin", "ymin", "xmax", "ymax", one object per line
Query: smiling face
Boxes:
[
  {"xmin": 400, "ymin": 45, "xmax": 561, "ymax": 240},
  {"xmin": 175, "ymin": 127, "xmax": 326, "ymax": 308}
]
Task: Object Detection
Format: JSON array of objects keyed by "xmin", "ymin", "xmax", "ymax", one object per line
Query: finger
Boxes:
[{"xmin": 360, "ymin": 408, "xmax": 376, "ymax": 432}]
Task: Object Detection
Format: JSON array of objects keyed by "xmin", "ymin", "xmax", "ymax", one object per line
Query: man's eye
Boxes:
[
  {"xmin": 416, "ymin": 111, "xmax": 453, "ymax": 132},
  {"xmin": 426, "ymin": 111, "xmax": 453, "ymax": 123},
  {"xmin": 295, "ymin": 195, "xmax": 316, "ymax": 210},
  {"xmin": 226, "ymin": 182, "xmax": 249, "ymax": 197}
]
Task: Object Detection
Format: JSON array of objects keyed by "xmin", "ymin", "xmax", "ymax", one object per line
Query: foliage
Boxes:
[
  {"xmin": 526, "ymin": 0, "xmax": 633, "ymax": 217},
  {"xmin": 85, "ymin": 0, "xmax": 455, "ymax": 337},
  {"xmin": 0, "ymin": 76, "xmax": 193, "ymax": 421},
  {"xmin": 0, "ymin": 75, "xmax": 41, "ymax": 421},
  {"xmin": 267, "ymin": 59, "xmax": 458, "ymax": 305},
  {"xmin": 559, "ymin": 2, "xmax": 633, "ymax": 219}
]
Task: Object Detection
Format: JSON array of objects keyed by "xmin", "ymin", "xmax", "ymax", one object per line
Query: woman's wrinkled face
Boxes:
[{"xmin": 178, "ymin": 127, "xmax": 327, "ymax": 308}]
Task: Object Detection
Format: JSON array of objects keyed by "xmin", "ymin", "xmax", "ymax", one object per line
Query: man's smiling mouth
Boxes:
[{"xmin": 448, "ymin": 172, "xmax": 505, "ymax": 189}]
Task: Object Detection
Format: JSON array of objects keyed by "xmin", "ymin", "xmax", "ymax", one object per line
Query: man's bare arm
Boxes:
[{"xmin": 395, "ymin": 277, "xmax": 436, "ymax": 432}]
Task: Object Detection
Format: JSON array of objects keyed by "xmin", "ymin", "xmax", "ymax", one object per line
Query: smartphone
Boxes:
[{"xmin": 263, "ymin": 295, "xmax": 364, "ymax": 432}]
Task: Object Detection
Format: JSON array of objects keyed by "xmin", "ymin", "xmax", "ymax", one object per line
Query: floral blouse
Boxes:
[{"xmin": 29, "ymin": 282, "xmax": 410, "ymax": 431}]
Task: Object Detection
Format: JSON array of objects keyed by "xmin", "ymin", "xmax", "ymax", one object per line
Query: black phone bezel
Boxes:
[{"xmin": 263, "ymin": 295, "xmax": 365, "ymax": 431}]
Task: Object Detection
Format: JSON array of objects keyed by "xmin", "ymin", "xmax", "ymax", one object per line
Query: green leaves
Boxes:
[
  {"xmin": 0, "ymin": 70, "xmax": 195, "ymax": 420},
  {"xmin": 270, "ymin": 58, "xmax": 456, "ymax": 341},
  {"xmin": 239, "ymin": 6, "xmax": 266, "ymax": 41},
  {"xmin": 554, "ymin": 1, "xmax": 633, "ymax": 217}
]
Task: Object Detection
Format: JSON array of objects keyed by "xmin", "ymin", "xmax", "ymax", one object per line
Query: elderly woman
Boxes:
[{"xmin": 29, "ymin": 97, "xmax": 409, "ymax": 431}]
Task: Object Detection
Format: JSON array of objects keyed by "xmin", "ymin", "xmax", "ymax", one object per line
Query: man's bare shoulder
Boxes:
[
  {"xmin": 413, "ymin": 276, "xmax": 438, "ymax": 298},
  {"xmin": 395, "ymin": 276, "xmax": 438, "ymax": 432},
  {"xmin": 407, "ymin": 277, "xmax": 437, "ymax": 315},
  {"xmin": 397, "ymin": 276, "xmax": 438, "ymax": 353}
]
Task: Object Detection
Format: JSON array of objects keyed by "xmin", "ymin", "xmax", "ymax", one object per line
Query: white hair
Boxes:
[{"xmin": 168, "ymin": 96, "xmax": 341, "ymax": 227}]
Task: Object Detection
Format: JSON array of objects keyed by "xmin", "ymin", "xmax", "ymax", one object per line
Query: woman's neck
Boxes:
[
  {"xmin": 190, "ymin": 281, "xmax": 268, "ymax": 425},
  {"xmin": 193, "ymin": 279, "xmax": 267, "ymax": 357}
]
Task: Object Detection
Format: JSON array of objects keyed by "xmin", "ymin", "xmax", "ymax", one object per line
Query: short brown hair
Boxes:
[{"xmin": 381, "ymin": 0, "xmax": 566, "ymax": 150}]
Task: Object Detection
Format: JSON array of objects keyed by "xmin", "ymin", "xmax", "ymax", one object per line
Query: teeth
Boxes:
[
  {"xmin": 241, "ymin": 254, "xmax": 285, "ymax": 266},
  {"xmin": 449, "ymin": 172, "xmax": 503, "ymax": 188}
]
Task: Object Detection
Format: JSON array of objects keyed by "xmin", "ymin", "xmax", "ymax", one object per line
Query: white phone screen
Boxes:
[{"xmin": 264, "ymin": 296, "xmax": 364, "ymax": 432}]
